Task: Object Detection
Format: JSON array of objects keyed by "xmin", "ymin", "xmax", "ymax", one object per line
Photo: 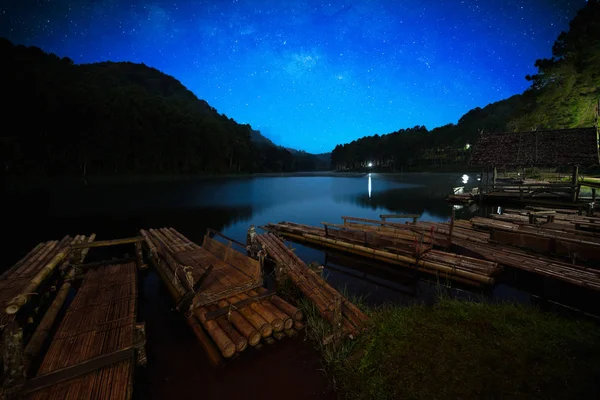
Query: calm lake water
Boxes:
[{"xmin": 3, "ymin": 172, "xmax": 597, "ymax": 399}]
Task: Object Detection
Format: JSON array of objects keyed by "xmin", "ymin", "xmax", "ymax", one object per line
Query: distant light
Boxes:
[
  {"xmin": 462, "ymin": 174, "xmax": 469, "ymax": 184},
  {"xmin": 465, "ymin": 143, "xmax": 471, "ymax": 150},
  {"xmin": 368, "ymin": 162, "xmax": 373, "ymax": 167}
]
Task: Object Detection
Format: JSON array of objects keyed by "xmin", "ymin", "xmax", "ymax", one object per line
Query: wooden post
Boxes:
[
  {"xmin": 135, "ymin": 241, "xmax": 147, "ymax": 270},
  {"xmin": 572, "ymin": 165, "xmax": 579, "ymax": 202},
  {"xmin": 492, "ymin": 166, "xmax": 497, "ymax": 190},
  {"xmin": 480, "ymin": 168, "xmax": 484, "ymax": 193},
  {"xmin": 592, "ymin": 188, "xmax": 597, "ymax": 204},
  {"xmin": 449, "ymin": 207, "xmax": 455, "ymax": 244}
]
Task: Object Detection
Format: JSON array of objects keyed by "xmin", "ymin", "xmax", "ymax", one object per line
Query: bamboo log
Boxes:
[
  {"xmin": 255, "ymin": 287, "xmax": 303, "ymax": 321},
  {"xmin": 193, "ymin": 307, "xmax": 237, "ymax": 358},
  {"xmin": 6, "ymin": 247, "xmax": 70, "ymax": 315},
  {"xmin": 207, "ymin": 304, "xmax": 248, "ymax": 352},
  {"xmin": 69, "ymin": 236, "xmax": 144, "ymax": 250},
  {"xmin": 228, "ymin": 295, "xmax": 272, "ymax": 338},
  {"xmin": 24, "ymin": 277, "xmax": 72, "ymax": 364},
  {"xmin": 247, "ymin": 289, "xmax": 293, "ymax": 330},
  {"xmin": 235, "ymin": 292, "xmax": 284, "ymax": 332},
  {"xmin": 217, "ymin": 299, "xmax": 261, "ymax": 346},
  {"xmin": 186, "ymin": 316, "xmax": 223, "ymax": 366}
]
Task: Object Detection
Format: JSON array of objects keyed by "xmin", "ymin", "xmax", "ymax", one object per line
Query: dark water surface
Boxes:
[{"xmin": 4, "ymin": 172, "xmax": 598, "ymax": 399}]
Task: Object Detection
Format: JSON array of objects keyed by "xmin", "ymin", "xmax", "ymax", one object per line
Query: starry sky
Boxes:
[{"xmin": 0, "ymin": 0, "xmax": 587, "ymax": 153}]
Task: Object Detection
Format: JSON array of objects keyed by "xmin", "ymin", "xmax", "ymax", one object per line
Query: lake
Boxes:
[{"xmin": 3, "ymin": 172, "xmax": 595, "ymax": 399}]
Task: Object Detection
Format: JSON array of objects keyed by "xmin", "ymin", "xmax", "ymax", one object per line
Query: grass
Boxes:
[
  {"xmin": 328, "ymin": 297, "xmax": 600, "ymax": 400},
  {"xmin": 279, "ymin": 271, "xmax": 600, "ymax": 399}
]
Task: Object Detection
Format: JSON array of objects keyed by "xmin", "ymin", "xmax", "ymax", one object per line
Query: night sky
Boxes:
[{"xmin": 0, "ymin": 1, "xmax": 586, "ymax": 153}]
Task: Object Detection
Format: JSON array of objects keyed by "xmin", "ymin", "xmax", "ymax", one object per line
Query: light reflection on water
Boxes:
[{"xmin": 368, "ymin": 173, "xmax": 372, "ymax": 199}]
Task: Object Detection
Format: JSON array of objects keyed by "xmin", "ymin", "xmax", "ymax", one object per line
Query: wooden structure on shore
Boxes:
[
  {"xmin": 140, "ymin": 228, "xmax": 304, "ymax": 362},
  {"xmin": 470, "ymin": 127, "xmax": 599, "ymax": 203},
  {"xmin": 0, "ymin": 235, "xmax": 147, "ymax": 399},
  {"xmin": 254, "ymin": 232, "xmax": 369, "ymax": 343}
]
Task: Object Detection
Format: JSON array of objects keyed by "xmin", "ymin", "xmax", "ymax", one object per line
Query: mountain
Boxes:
[
  {"xmin": 0, "ymin": 38, "xmax": 328, "ymax": 176},
  {"xmin": 331, "ymin": 1, "xmax": 599, "ymax": 171}
]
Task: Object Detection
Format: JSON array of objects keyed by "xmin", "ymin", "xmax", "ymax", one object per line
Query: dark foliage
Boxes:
[
  {"xmin": 331, "ymin": 1, "xmax": 599, "ymax": 171},
  {"xmin": 0, "ymin": 38, "xmax": 322, "ymax": 176}
]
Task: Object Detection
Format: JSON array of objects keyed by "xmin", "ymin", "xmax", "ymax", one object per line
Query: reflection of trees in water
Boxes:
[
  {"xmin": 340, "ymin": 188, "xmax": 453, "ymax": 220},
  {"xmin": 335, "ymin": 173, "xmax": 494, "ymax": 221}
]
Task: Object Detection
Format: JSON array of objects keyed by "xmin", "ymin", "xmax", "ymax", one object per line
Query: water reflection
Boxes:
[{"xmin": 368, "ymin": 173, "xmax": 372, "ymax": 199}]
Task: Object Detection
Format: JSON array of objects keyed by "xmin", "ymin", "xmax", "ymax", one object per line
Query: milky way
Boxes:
[{"xmin": 0, "ymin": 0, "xmax": 586, "ymax": 152}]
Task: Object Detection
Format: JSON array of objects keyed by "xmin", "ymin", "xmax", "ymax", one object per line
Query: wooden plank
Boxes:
[
  {"xmin": 24, "ymin": 344, "xmax": 141, "ymax": 394},
  {"xmin": 70, "ymin": 237, "xmax": 143, "ymax": 250}
]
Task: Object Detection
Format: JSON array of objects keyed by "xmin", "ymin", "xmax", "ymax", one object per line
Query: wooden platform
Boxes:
[
  {"xmin": 264, "ymin": 210, "xmax": 600, "ymax": 292},
  {"xmin": 141, "ymin": 228, "xmax": 262, "ymax": 307},
  {"xmin": 141, "ymin": 228, "xmax": 304, "ymax": 361},
  {"xmin": 25, "ymin": 262, "xmax": 139, "ymax": 399},
  {"xmin": 264, "ymin": 220, "xmax": 500, "ymax": 286}
]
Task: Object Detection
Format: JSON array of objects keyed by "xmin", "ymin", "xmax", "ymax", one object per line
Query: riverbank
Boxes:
[{"xmin": 300, "ymin": 296, "xmax": 600, "ymax": 400}]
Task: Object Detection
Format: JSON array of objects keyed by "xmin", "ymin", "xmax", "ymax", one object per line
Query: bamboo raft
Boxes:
[
  {"xmin": 0, "ymin": 235, "xmax": 95, "ymax": 326},
  {"xmin": 141, "ymin": 228, "xmax": 304, "ymax": 361},
  {"xmin": 255, "ymin": 232, "xmax": 369, "ymax": 341},
  {"xmin": 453, "ymin": 239, "xmax": 600, "ymax": 291},
  {"xmin": 263, "ymin": 221, "xmax": 500, "ymax": 287},
  {"xmin": 25, "ymin": 262, "xmax": 141, "ymax": 399}
]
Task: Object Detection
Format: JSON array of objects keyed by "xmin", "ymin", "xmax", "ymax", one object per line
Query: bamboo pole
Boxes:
[
  {"xmin": 24, "ymin": 274, "xmax": 72, "ymax": 365},
  {"xmin": 216, "ymin": 299, "xmax": 261, "ymax": 346},
  {"xmin": 255, "ymin": 287, "xmax": 303, "ymax": 321},
  {"xmin": 186, "ymin": 316, "xmax": 223, "ymax": 366},
  {"xmin": 228, "ymin": 294, "xmax": 272, "ymax": 338},
  {"xmin": 247, "ymin": 289, "xmax": 293, "ymax": 330},
  {"xmin": 6, "ymin": 247, "xmax": 70, "ymax": 315},
  {"xmin": 193, "ymin": 307, "xmax": 237, "ymax": 358},
  {"xmin": 207, "ymin": 304, "xmax": 248, "ymax": 352}
]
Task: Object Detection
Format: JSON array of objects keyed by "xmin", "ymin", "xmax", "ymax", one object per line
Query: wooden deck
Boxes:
[
  {"xmin": 264, "ymin": 209, "xmax": 600, "ymax": 291},
  {"xmin": 141, "ymin": 228, "xmax": 304, "ymax": 361},
  {"xmin": 264, "ymin": 220, "xmax": 500, "ymax": 286},
  {"xmin": 25, "ymin": 262, "xmax": 139, "ymax": 399},
  {"xmin": 141, "ymin": 228, "xmax": 262, "ymax": 307}
]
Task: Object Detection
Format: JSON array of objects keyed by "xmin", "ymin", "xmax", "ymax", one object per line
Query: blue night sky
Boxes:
[{"xmin": 0, "ymin": 0, "xmax": 586, "ymax": 153}]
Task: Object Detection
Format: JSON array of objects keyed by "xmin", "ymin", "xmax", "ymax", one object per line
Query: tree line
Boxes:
[
  {"xmin": 331, "ymin": 1, "xmax": 599, "ymax": 171},
  {"xmin": 0, "ymin": 38, "xmax": 327, "ymax": 177}
]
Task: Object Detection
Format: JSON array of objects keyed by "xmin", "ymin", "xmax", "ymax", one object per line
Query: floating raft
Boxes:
[
  {"xmin": 25, "ymin": 262, "xmax": 141, "ymax": 400},
  {"xmin": 0, "ymin": 235, "xmax": 94, "ymax": 326},
  {"xmin": 256, "ymin": 232, "xmax": 369, "ymax": 341},
  {"xmin": 141, "ymin": 228, "xmax": 304, "ymax": 361},
  {"xmin": 264, "ymin": 221, "xmax": 500, "ymax": 287}
]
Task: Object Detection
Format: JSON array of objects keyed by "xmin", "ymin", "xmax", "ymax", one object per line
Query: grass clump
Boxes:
[{"xmin": 332, "ymin": 298, "xmax": 600, "ymax": 400}]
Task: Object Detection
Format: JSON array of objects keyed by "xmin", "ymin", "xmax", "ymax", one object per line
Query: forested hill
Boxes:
[
  {"xmin": 0, "ymin": 38, "xmax": 326, "ymax": 176},
  {"xmin": 332, "ymin": 0, "xmax": 599, "ymax": 171}
]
